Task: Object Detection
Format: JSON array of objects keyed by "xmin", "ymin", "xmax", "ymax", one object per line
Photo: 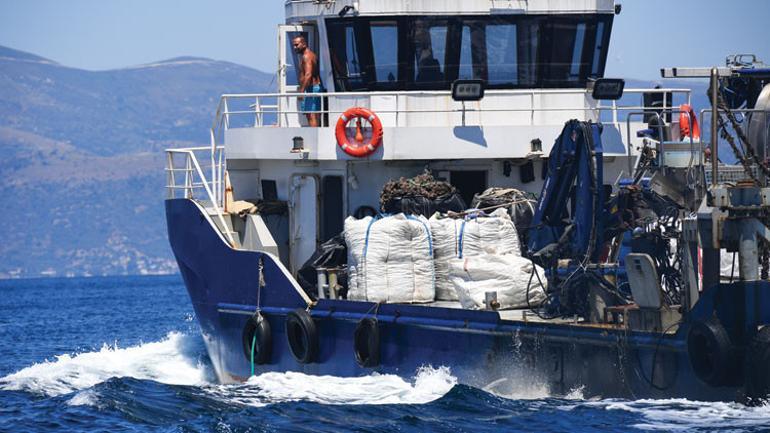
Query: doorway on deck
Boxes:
[{"xmin": 449, "ymin": 170, "xmax": 487, "ymax": 208}]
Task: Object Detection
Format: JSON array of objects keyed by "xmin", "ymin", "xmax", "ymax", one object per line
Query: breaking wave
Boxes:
[
  {"xmin": 0, "ymin": 332, "xmax": 211, "ymax": 396},
  {"xmin": 0, "ymin": 333, "xmax": 456, "ymax": 407},
  {"xmin": 559, "ymin": 398, "xmax": 770, "ymax": 431},
  {"xmin": 4, "ymin": 331, "xmax": 768, "ymax": 431},
  {"xmin": 217, "ymin": 366, "xmax": 457, "ymax": 407}
]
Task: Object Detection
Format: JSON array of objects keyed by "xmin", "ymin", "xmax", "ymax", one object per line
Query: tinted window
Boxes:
[
  {"xmin": 486, "ymin": 23, "xmax": 517, "ymax": 86},
  {"xmin": 327, "ymin": 22, "xmax": 366, "ymax": 90},
  {"xmin": 413, "ymin": 19, "xmax": 448, "ymax": 86},
  {"xmin": 371, "ymin": 22, "xmax": 398, "ymax": 83},
  {"xmin": 327, "ymin": 14, "xmax": 613, "ymax": 91},
  {"xmin": 591, "ymin": 21, "xmax": 605, "ymax": 76}
]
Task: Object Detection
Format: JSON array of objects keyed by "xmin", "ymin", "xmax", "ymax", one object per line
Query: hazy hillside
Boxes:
[{"xmin": 0, "ymin": 45, "xmax": 273, "ymax": 278}]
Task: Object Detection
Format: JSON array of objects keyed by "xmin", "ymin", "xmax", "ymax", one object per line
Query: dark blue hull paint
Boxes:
[{"xmin": 166, "ymin": 198, "xmax": 770, "ymax": 401}]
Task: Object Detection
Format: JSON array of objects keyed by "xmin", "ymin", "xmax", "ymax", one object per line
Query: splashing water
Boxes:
[
  {"xmin": 587, "ymin": 399, "xmax": 770, "ymax": 431},
  {"xmin": 4, "ymin": 277, "xmax": 769, "ymax": 432},
  {"xmin": 0, "ymin": 332, "xmax": 211, "ymax": 397},
  {"xmin": 218, "ymin": 366, "xmax": 457, "ymax": 407},
  {"xmin": 0, "ymin": 332, "xmax": 457, "ymax": 408},
  {"xmin": 2, "ymin": 329, "xmax": 770, "ymax": 432}
]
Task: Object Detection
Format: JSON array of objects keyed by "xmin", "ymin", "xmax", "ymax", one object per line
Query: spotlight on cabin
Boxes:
[
  {"xmin": 590, "ymin": 78, "xmax": 625, "ymax": 100},
  {"xmin": 451, "ymin": 79, "xmax": 485, "ymax": 102},
  {"xmin": 291, "ymin": 136, "xmax": 305, "ymax": 153},
  {"xmin": 531, "ymin": 138, "xmax": 543, "ymax": 153},
  {"xmin": 338, "ymin": 5, "xmax": 354, "ymax": 17}
]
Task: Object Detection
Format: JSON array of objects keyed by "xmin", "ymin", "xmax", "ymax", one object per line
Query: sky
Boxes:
[{"xmin": 1, "ymin": 0, "xmax": 769, "ymax": 80}]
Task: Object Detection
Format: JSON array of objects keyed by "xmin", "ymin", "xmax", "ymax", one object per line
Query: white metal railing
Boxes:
[
  {"xmin": 187, "ymin": 86, "xmax": 694, "ymax": 247},
  {"xmin": 208, "ymin": 87, "xmax": 691, "ymax": 130},
  {"xmin": 165, "ymin": 146, "xmax": 235, "ymax": 246}
]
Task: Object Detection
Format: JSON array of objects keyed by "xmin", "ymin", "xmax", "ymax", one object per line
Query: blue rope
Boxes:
[
  {"xmin": 362, "ymin": 214, "xmax": 385, "ymax": 260},
  {"xmin": 458, "ymin": 220, "xmax": 467, "ymax": 258},
  {"xmin": 250, "ymin": 332, "xmax": 257, "ymax": 376}
]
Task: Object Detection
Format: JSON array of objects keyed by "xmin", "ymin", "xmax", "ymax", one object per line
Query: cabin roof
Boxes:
[{"xmin": 285, "ymin": 0, "xmax": 616, "ymax": 21}]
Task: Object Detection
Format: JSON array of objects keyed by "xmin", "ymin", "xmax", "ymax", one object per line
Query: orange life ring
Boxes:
[
  {"xmin": 679, "ymin": 103, "xmax": 701, "ymax": 140},
  {"xmin": 335, "ymin": 107, "xmax": 383, "ymax": 158}
]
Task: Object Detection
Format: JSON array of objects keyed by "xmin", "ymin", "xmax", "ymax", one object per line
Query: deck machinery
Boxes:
[{"xmin": 164, "ymin": 0, "xmax": 770, "ymax": 402}]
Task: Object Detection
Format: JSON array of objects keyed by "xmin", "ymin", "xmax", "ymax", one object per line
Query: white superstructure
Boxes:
[{"xmin": 166, "ymin": 0, "xmax": 692, "ymax": 274}]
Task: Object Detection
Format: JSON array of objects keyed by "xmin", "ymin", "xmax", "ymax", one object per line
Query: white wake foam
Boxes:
[
  {"xmin": 560, "ymin": 398, "xmax": 770, "ymax": 430},
  {"xmin": 0, "ymin": 332, "xmax": 211, "ymax": 396},
  {"xmin": 217, "ymin": 366, "xmax": 457, "ymax": 407},
  {"xmin": 1, "ymin": 331, "xmax": 457, "ymax": 407}
]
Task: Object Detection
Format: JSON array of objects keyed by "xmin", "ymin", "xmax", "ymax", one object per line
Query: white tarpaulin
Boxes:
[
  {"xmin": 344, "ymin": 214, "xmax": 435, "ymax": 303},
  {"xmin": 448, "ymin": 254, "xmax": 547, "ymax": 310},
  {"xmin": 429, "ymin": 208, "xmax": 521, "ymax": 300}
]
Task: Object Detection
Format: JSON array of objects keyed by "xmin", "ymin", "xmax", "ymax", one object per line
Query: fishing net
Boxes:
[{"xmin": 380, "ymin": 170, "xmax": 465, "ymax": 216}]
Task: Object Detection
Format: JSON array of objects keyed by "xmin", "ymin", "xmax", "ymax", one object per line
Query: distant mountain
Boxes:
[{"xmin": 0, "ymin": 45, "xmax": 273, "ymax": 278}]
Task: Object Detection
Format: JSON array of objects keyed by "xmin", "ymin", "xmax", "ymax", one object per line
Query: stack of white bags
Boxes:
[
  {"xmin": 430, "ymin": 208, "xmax": 545, "ymax": 309},
  {"xmin": 345, "ymin": 214, "xmax": 435, "ymax": 303},
  {"xmin": 344, "ymin": 209, "xmax": 546, "ymax": 309}
]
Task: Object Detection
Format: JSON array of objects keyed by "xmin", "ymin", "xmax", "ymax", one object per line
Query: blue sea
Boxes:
[{"xmin": 1, "ymin": 275, "xmax": 769, "ymax": 432}]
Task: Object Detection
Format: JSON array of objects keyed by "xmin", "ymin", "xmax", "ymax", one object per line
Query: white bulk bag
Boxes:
[
  {"xmin": 429, "ymin": 208, "xmax": 521, "ymax": 301},
  {"xmin": 428, "ymin": 216, "xmax": 462, "ymax": 301},
  {"xmin": 448, "ymin": 254, "xmax": 546, "ymax": 310},
  {"xmin": 345, "ymin": 214, "xmax": 435, "ymax": 303},
  {"xmin": 458, "ymin": 208, "xmax": 520, "ymax": 256}
]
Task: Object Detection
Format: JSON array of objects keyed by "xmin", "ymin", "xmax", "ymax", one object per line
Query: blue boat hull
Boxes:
[{"xmin": 166, "ymin": 198, "xmax": 770, "ymax": 401}]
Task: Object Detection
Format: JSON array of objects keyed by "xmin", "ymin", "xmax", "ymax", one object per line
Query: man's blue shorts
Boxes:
[{"xmin": 302, "ymin": 84, "xmax": 323, "ymax": 113}]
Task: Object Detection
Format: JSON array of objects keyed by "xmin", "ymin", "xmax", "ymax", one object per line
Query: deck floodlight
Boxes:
[
  {"xmin": 590, "ymin": 78, "xmax": 625, "ymax": 100},
  {"xmin": 291, "ymin": 136, "xmax": 305, "ymax": 153},
  {"xmin": 451, "ymin": 79, "xmax": 485, "ymax": 102},
  {"xmin": 531, "ymin": 138, "xmax": 543, "ymax": 153}
]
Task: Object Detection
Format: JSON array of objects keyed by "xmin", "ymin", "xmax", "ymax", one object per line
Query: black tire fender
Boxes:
[
  {"xmin": 745, "ymin": 326, "xmax": 770, "ymax": 401},
  {"xmin": 286, "ymin": 308, "xmax": 319, "ymax": 364},
  {"xmin": 687, "ymin": 317, "xmax": 737, "ymax": 386},
  {"xmin": 354, "ymin": 318, "xmax": 380, "ymax": 368},
  {"xmin": 242, "ymin": 313, "xmax": 272, "ymax": 365}
]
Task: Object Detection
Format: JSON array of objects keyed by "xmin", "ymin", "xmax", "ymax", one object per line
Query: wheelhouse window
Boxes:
[
  {"xmin": 326, "ymin": 14, "xmax": 613, "ymax": 91},
  {"xmin": 370, "ymin": 21, "xmax": 398, "ymax": 84}
]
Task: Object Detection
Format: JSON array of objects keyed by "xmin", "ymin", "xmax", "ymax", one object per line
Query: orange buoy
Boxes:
[
  {"xmin": 335, "ymin": 107, "xmax": 383, "ymax": 158},
  {"xmin": 679, "ymin": 104, "xmax": 701, "ymax": 140}
]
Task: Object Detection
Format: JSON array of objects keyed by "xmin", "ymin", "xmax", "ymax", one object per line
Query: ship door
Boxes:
[
  {"xmin": 288, "ymin": 174, "xmax": 319, "ymax": 274},
  {"xmin": 278, "ymin": 24, "xmax": 318, "ymax": 126}
]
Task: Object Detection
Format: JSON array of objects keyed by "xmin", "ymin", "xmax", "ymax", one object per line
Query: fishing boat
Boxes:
[{"xmin": 164, "ymin": 0, "xmax": 770, "ymax": 402}]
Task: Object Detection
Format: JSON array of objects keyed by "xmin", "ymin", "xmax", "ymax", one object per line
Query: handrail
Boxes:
[
  {"xmin": 165, "ymin": 147, "xmax": 235, "ymax": 246},
  {"xmin": 210, "ymin": 87, "xmax": 692, "ymax": 130},
  {"xmin": 195, "ymin": 85, "xmax": 693, "ymax": 248},
  {"xmin": 217, "ymin": 88, "xmax": 692, "ymax": 98}
]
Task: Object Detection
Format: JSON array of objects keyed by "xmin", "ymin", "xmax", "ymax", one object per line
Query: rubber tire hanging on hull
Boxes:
[
  {"xmin": 242, "ymin": 313, "xmax": 272, "ymax": 365},
  {"xmin": 353, "ymin": 318, "xmax": 380, "ymax": 368},
  {"xmin": 745, "ymin": 326, "xmax": 770, "ymax": 401},
  {"xmin": 286, "ymin": 308, "xmax": 319, "ymax": 364},
  {"xmin": 687, "ymin": 317, "xmax": 741, "ymax": 386}
]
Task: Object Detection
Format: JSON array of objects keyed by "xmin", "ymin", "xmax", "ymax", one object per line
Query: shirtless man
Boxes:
[{"xmin": 292, "ymin": 35, "xmax": 322, "ymax": 127}]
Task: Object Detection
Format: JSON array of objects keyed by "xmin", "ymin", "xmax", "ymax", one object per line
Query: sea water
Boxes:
[{"xmin": 1, "ymin": 276, "xmax": 769, "ymax": 432}]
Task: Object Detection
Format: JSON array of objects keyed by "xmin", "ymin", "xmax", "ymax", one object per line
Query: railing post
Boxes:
[
  {"xmin": 218, "ymin": 147, "xmax": 224, "ymax": 208},
  {"xmin": 223, "ymin": 98, "xmax": 230, "ymax": 131},
  {"xmin": 530, "ymin": 91, "xmax": 535, "ymax": 125},
  {"xmin": 255, "ymin": 96, "xmax": 262, "ymax": 127},
  {"xmin": 166, "ymin": 152, "xmax": 175, "ymax": 199},
  {"xmin": 710, "ymin": 68, "xmax": 719, "ymax": 187},
  {"xmin": 210, "ymin": 129, "xmax": 217, "ymax": 205},
  {"xmin": 185, "ymin": 154, "xmax": 193, "ymax": 199}
]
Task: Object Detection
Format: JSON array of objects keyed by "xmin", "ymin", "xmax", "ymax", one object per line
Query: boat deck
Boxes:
[{"xmin": 426, "ymin": 300, "xmax": 580, "ymax": 325}]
